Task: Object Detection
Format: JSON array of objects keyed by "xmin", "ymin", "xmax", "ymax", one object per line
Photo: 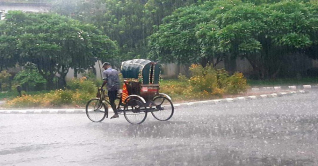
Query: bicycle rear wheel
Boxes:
[
  {"xmin": 124, "ymin": 98, "xmax": 147, "ymax": 124},
  {"xmin": 86, "ymin": 99, "xmax": 108, "ymax": 122},
  {"xmin": 151, "ymin": 97, "xmax": 174, "ymax": 121}
]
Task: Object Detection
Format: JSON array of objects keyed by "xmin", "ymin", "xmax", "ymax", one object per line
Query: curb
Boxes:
[
  {"xmin": 173, "ymin": 90, "xmax": 307, "ymax": 108},
  {"xmin": 0, "ymin": 109, "xmax": 86, "ymax": 114},
  {"xmin": 0, "ymin": 85, "xmax": 315, "ymax": 114}
]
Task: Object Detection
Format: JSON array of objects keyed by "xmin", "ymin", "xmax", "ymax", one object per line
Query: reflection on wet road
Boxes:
[{"xmin": 1, "ymin": 89, "xmax": 318, "ymax": 165}]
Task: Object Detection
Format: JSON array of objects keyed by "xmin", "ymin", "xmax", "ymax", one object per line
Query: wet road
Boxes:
[{"xmin": 1, "ymin": 89, "xmax": 318, "ymax": 166}]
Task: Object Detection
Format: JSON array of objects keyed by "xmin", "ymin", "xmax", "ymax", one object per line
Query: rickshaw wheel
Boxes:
[
  {"xmin": 124, "ymin": 98, "xmax": 147, "ymax": 124},
  {"xmin": 86, "ymin": 99, "xmax": 108, "ymax": 122},
  {"xmin": 151, "ymin": 97, "xmax": 174, "ymax": 121}
]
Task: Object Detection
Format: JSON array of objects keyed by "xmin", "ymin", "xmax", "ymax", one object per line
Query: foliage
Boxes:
[
  {"xmin": 5, "ymin": 78, "xmax": 98, "ymax": 108},
  {"xmin": 0, "ymin": 91, "xmax": 15, "ymax": 100},
  {"xmin": 0, "ymin": 29, "xmax": 19, "ymax": 70},
  {"xmin": 13, "ymin": 63, "xmax": 46, "ymax": 91},
  {"xmin": 0, "ymin": 70, "xmax": 12, "ymax": 91},
  {"xmin": 49, "ymin": 0, "xmax": 207, "ymax": 63},
  {"xmin": 189, "ymin": 64, "xmax": 218, "ymax": 93},
  {"xmin": 66, "ymin": 77, "xmax": 96, "ymax": 95},
  {"xmin": 189, "ymin": 64, "xmax": 247, "ymax": 95},
  {"xmin": 148, "ymin": 0, "xmax": 242, "ymax": 66},
  {"xmin": 51, "ymin": 90, "xmax": 73, "ymax": 105},
  {"xmin": 160, "ymin": 64, "xmax": 248, "ymax": 101},
  {"xmin": 47, "ymin": 0, "xmax": 318, "ymax": 80},
  {"xmin": 159, "ymin": 79, "xmax": 195, "ymax": 100},
  {"xmin": 0, "ymin": 11, "xmax": 118, "ymax": 89},
  {"xmin": 149, "ymin": 0, "xmax": 318, "ymax": 79},
  {"xmin": 6, "ymin": 70, "xmax": 247, "ymax": 107},
  {"xmin": 225, "ymin": 72, "xmax": 248, "ymax": 94}
]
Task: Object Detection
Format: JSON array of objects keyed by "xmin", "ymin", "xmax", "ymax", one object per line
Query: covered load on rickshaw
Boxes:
[{"xmin": 121, "ymin": 59, "xmax": 161, "ymax": 102}]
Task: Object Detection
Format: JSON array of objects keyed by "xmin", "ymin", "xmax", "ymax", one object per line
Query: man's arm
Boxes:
[{"xmin": 101, "ymin": 80, "xmax": 107, "ymax": 89}]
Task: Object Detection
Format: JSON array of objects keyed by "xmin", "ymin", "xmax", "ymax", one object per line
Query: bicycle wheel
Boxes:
[
  {"xmin": 124, "ymin": 98, "xmax": 147, "ymax": 124},
  {"xmin": 151, "ymin": 97, "xmax": 174, "ymax": 121},
  {"xmin": 86, "ymin": 99, "xmax": 108, "ymax": 122}
]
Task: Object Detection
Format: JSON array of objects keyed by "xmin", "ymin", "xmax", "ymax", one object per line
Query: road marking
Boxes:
[
  {"xmin": 225, "ymin": 98, "xmax": 234, "ymax": 102},
  {"xmin": 248, "ymin": 96, "xmax": 257, "ymax": 99},
  {"xmin": 270, "ymin": 93, "xmax": 278, "ymax": 97},
  {"xmin": 260, "ymin": 95, "xmax": 268, "ymax": 98},
  {"xmin": 236, "ymin": 97, "xmax": 246, "ymax": 100},
  {"xmin": 298, "ymin": 90, "xmax": 306, "ymax": 93}
]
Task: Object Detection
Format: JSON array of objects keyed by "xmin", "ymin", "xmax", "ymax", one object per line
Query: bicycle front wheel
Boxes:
[{"xmin": 86, "ymin": 99, "xmax": 108, "ymax": 122}]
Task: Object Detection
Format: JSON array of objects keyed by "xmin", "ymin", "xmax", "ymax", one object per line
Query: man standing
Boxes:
[{"xmin": 101, "ymin": 62, "xmax": 120, "ymax": 119}]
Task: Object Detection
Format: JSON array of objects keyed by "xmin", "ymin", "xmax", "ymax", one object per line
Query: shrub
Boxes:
[
  {"xmin": 6, "ymin": 95, "xmax": 43, "ymax": 108},
  {"xmin": 6, "ymin": 78, "xmax": 98, "ymax": 108},
  {"xmin": 216, "ymin": 69, "xmax": 230, "ymax": 89},
  {"xmin": 72, "ymin": 90, "xmax": 92, "ymax": 105},
  {"xmin": 189, "ymin": 64, "xmax": 218, "ymax": 93},
  {"xmin": 225, "ymin": 72, "xmax": 248, "ymax": 94},
  {"xmin": 66, "ymin": 77, "xmax": 97, "ymax": 94},
  {"xmin": 59, "ymin": 90, "xmax": 73, "ymax": 105},
  {"xmin": 189, "ymin": 64, "xmax": 247, "ymax": 95}
]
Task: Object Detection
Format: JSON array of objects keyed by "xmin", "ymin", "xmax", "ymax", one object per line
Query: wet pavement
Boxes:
[{"xmin": 1, "ymin": 89, "xmax": 318, "ymax": 166}]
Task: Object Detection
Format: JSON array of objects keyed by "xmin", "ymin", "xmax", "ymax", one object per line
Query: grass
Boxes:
[
  {"xmin": 0, "ymin": 91, "xmax": 19, "ymax": 100},
  {"xmin": 0, "ymin": 90, "xmax": 50, "ymax": 100},
  {"xmin": 247, "ymin": 77, "xmax": 318, "ymax": 87}
]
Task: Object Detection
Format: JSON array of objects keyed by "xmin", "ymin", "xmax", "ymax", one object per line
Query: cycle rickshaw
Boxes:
[{"xmin": 86, "ymin": 59, "xmax": 174, "ymax": 124}]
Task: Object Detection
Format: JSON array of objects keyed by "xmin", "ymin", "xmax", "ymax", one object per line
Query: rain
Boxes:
[{"xmin": 1, "ymin": 0, "xmax": 318, "ymax": 166}]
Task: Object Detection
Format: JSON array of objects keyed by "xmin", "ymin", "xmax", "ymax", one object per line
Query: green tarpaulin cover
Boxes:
[{"xmin": 121, "ymin": 59, "xmax": 160, "ymax": 84}]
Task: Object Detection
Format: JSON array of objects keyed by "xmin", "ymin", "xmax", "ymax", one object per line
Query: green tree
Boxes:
[
  {"xmin": 13, "ymin": 62, "xmax": 47, "ymax": 91},
  {"xmin": 1, "ymin": 11, "xmax": 117, "ymax": 89},
  {"xmin": 0, "ymin": 22, "xmax": 19, "ymax": 70},
  {"xmin": 50, "ymin": 0, "xmax": 206, "ymax": 62},
  {"xmin": 149, "ymin": 0, "xmax": 318, "ymax": 78},
  {"xmin": 148, "ymin": 0, "xmax": 243, "ymax": 67}
]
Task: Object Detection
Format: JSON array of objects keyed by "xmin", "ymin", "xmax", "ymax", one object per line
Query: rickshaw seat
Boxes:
[{"xmin": 125, "ymin": 81, "xmax": 141, "ymax": 95}]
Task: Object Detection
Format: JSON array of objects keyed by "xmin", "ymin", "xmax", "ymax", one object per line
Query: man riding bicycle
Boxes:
[{"xmin": 101, "ymin": 62, "xmax": 120, "ymax": 119}]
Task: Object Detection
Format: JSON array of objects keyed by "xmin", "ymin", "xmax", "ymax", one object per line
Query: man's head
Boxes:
[{"xmin": 102, "ymin": 62, "xmax": 111, "ymax": 69}]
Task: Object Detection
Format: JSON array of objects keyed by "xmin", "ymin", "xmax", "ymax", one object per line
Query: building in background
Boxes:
[{"xmin": 0, "ymin": 0, "xmax": 49, "ymax": 20}]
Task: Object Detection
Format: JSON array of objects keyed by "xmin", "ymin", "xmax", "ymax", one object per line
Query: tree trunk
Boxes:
[
  {"xmin": 36, "ymin": 64, "xmax": 56, "ymax": 90},
  {"xmin": 224, "ymin": 55, "xmax": 236, "ymax": 74},
  {"xmin": 200, "ymin": 57, "xmax": 208, "ymax": 67},
  {"xmin": 57, "ymin": 65, "xmax": 69, "ymax": 89},
  {"xmin": 58, "ymin": 74, "xmax": 67, "ymax": 89},
  {"xmin": 74, "ymin": 68, "xmax": 78, "ymax": 78},
  {"xmin": 46, "ymin": 74, "xmax": 56, "ymax": 90}
]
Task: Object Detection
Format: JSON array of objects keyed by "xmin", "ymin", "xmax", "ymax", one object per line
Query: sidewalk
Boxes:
[{"xmin": 0, "ymin": 84, "xmax": 316, "ymax": 114}]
